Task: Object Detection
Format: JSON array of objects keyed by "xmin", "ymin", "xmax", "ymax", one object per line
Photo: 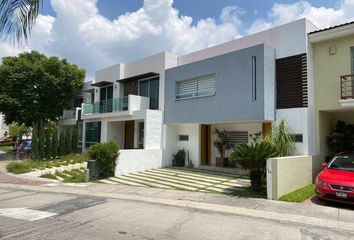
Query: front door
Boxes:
[
  {"xmin": 200, "ymin": 125, "xmax": 211, "ymax": 165},
  {"xmin": 124, "ymin": 121, "xmax": 135, "ymax": 149}
]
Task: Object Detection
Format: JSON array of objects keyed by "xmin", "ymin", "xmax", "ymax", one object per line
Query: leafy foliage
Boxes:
[
  {"xmin": 71, "ymin": 127, "xmax": 78, "ymax": 153},
  {"xmin": 172, "ymin": 149, "xmax": 186, "ymax": 167},
  {"xmin": 87, "ymin": 141, "xmax": 119, "ymax": 177},
  {"xmin": 38, "ymin": 121, "xmax": 45, "ymax": 158},
  {"xmin": 264, "ymin": 120, "xmax": 295, "ymax": 157},
  {"xmin": 327, "ymin": 120, "xmax": 354, "ymax": 157},
  {"xmin": 230, "ymin": 141, "xmax": 278, "ymax": 192},
  {"xmin": 65, "ymin": 127, "xmax": 72, "ymax": 154},
  {"xmin": 44, "ymin": 129, "xmax": 51, "ymax": 159},
  {"xmin": 31, "ymin": 122, "xmax": 38, "ymax": 158},
  {"xmin": 213, "ymin": 128, "xmax": 230, "ymax": 158},
  {"xmin": 0, "ymin": 51, "xmax": 85, "ymax": 126},
  {"xmin": 59, "ymin": 130, "xmax": 65, "ymax": 156},
  {"xmin": 0, "ymin": 0, "xmax": 41, "ymax": 43},
  {"xmin": 51, "ymin": 128, "xmax": 58, "ymax": 158}
]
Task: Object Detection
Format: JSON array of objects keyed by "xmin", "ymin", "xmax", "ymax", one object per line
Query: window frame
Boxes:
[
  {"xmin": 351, "ymin": 47, "xmax": 354, "ymax": 73},
  {"xmin": 175, "ymin": 73, "xmax": 216, "ymax": 101}
]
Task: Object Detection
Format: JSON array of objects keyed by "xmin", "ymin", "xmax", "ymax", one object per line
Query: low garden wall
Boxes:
[
  {"xmin": 266, "ymin": 155, "xmax": 312, "ymax": 200},
  {"xmin": 115, "ymin": 149, "xmax": 162, "ymax": 176}
]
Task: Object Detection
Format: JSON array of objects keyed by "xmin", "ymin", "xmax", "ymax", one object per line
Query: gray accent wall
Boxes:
[{"xmin": 164, "ymin": 44, "xmax": 275, "ymax": 124}]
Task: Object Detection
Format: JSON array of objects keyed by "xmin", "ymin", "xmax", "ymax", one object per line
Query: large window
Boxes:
[
  {"xmin": 176, "ymin": 74, "xmax": 216, "ymax": 100},
  {"xmin": 139, "ymin": 77, "xmax": 159, "ymax": 110},
  {"xmin": 85, "ymin": 122, "xmax": 101, "ymax": 148},
  {"xmin": 100, "ymin": 85, "xmax": 113, "ymax": 113}
]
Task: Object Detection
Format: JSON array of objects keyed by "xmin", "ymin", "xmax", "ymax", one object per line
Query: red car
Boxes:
[{"xmin": 316, "ymin": 152, "xmax": 354, "ymax": 204}]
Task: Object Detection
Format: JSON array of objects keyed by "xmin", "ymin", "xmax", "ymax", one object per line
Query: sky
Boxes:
[{"xmin": 1, "ymin": 0, "xmax": 354, "ymax": 80}]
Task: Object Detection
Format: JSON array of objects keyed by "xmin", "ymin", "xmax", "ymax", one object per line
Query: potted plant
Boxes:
[
  {"xmin": 230, "ymin": 141, "xmax": 278, "ymax": 192},
  {"xmin": 172, "ymin": 149, "xmax": 186, "ymax": 167},
  {"xmin": 213, "ymin": 128, "xmax": 230, "ymax": 167}
]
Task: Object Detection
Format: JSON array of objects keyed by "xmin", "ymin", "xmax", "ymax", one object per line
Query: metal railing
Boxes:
[
  {"xmin": 340, "ymin": 74, "xmax": 354, "ymax": 99},
  {"xmin": 82, "ymin": 97, "xmax": 128, "ymax": 115}
]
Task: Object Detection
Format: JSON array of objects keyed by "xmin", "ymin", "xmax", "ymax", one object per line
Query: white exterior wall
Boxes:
[
  {"xmin": 276, "ymin": 108, "xmax": 309, "ymax": 155},
  {"xmin": 107, "ymin": 121, "xmax": 125, "ymax": 148},
  {"xmin": 210, "ymin": 123, "xmax": 262, "ymax": 165},
  {"xmin": 0, "ymin": 114, "xmax": 9, "ymax": 137},
  {"xmin": 144, "ymin": 110, "xmax": 163, "ymax": 149},
  {"xmin": 115, "ymin": 149, "xmax": 162, "ymax": 176},
  {"xmin": 95, "ymin": 64, "xmax": 124, "ymax": 83},
  {"xmin": 178, "ymin": 19, "xmax": 316, "ymax": 65}
]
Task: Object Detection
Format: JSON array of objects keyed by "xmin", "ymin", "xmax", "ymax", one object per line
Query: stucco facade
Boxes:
[{"xmin": 309, "ymin": 22, "xmax": 354, "ymax": 174}]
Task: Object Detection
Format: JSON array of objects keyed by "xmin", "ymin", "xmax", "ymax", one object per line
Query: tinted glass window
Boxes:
[{"xmin": 329, "ymin": 154, "xmax": 354, "ymax": 171}]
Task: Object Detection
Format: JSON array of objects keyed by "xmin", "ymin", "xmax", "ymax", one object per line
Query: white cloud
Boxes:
[
  {"xmin": 1, "ymin": 0, "xmax": 354, "ymax": 79},
  {"xmin": 0, "ymin": 0, "xmax": 243, "ymax": 79},
  {"xmin": 248, "ymin": 0, "xmax": 354, "ymax": 34}
]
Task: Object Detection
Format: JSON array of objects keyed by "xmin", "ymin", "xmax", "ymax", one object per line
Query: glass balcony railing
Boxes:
[{"xmin": 82, "ymin": 97, "xmax": 128, "ymax": 115}]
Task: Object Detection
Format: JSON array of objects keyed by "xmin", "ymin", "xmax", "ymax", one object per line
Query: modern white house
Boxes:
[
  {"xmin": 59, "ymin": 18, "xmax": 322, "ymax": 176},
  {"xmin": 0, "ymin": 114, "xmax": 9, "ymax": 137}
]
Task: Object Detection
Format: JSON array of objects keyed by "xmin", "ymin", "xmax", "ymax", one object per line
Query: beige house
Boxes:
[{"xmin": 309, "ymin": 21, "xmax": 354, "ymax": 174}]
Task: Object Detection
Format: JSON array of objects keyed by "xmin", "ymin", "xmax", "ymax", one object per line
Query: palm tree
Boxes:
[
  {"xmin": 230, "ymin": 142, "xmax": 278, "ymax": 192},
  {"xmin": 0, "ymin": 0, "xmax": 42, "ymax": 43}
]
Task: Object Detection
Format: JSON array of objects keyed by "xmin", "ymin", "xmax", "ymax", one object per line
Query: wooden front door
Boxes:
[
  {"xmin": 200, "ymin": 125, "xmax": 211, "ymax": 165},
  {"xmin": 124, "ymin": 121, "xmax": 135, "ymax": 149}
]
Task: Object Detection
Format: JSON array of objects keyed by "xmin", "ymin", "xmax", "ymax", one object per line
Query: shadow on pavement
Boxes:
[{"xmin": 310, "ymin": 196, "xmax": 354, "ymax": 210}]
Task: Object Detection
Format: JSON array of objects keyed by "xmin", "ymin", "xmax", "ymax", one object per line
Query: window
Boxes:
[
  {"xmin": 139, "ymin": 77, "xmax": 159, "ymax": 110},
  {"xmin": 100, "ymin": 86, "xmax": 113, "ymax": 113},
  {"xmin": 179, "ymin": 135, "xmax": 189, "ymax": 141},
  {"xmin": 176, "ymin": 74, "xmax": 216, "ymax": 100},
  {"xmin": 252, "ymin": 56, "xmax": 257, "ymax": 101},
  {"xmin": 85, "ymin": 122, "xmax": 101, "ymax": 148},
  {"xmin": 291, "ymin": 134, "xmax": 303, "ymax": 143},
  {"xmin": 226, "ymin": 131, "xmax": 248, "ymax": 147}
]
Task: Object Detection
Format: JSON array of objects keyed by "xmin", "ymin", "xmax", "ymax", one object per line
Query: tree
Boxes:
[
  {"xmin": 31, "ymin": 122, "xmax": 38, "ymax": 159},
  {"xmin": 0, "ymin": 51, "xmax": 85, "ymax": 126},
  {"xmin": 65, "ymin": 127, "xmax": 72, "ymax": 154},
  {"xmin": 44, "ymin": 129, "xmax": 51, "ymax": 159},
  {"xmin": 37, "ymin": 121, "xmax": 45, "ymax": 159},
  {"xmin": 213, "ymin": 128, "xmax": 230, "ymax": 158},
  {"xmin": 230, "ymin": 142, "xmax": 278, "ymax": 192},
  {"xmin": 0, "ymin": 0, "xmax": 42, "ymax": 43},
  {"xmin": 264, "ymin": 120, "xmax": 295, "ymax": 157},
  {"xmin": 71, "ymin": 127, "xmax": 78, "ymax": 153},
  {"xmin": 51, "ymin": 128, "xmax": 58, "ymax": 159},
  {"xmin": 59, "ymin": 130, "xmax": 65, "ymax": 156}
]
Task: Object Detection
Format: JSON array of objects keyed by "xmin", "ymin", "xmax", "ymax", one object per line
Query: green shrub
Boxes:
[
  {"xmin": 172, "ymin": 149, "xmax": 186, "ymax": 167},
  {"xmin": 45, "ymin": 130, "xmax": 51, "ymax": 159},
  {"xmin": 87, "ymin": 141, "xmax": 119, "ymax": 177},
  {"xmin": 51, "ymin": 128, "xmax": 58, "ymax": 158},
  {"xmin": 264, "ymin": 120, "xmax": 295, "ymax": 157},
  {"xmin": 0, "ymin": 142, "xmax": 15, "ymax": 147},
  {"xmin": 6, "ymin": 161, "xmax": 32, "ymax": 174},
  {"xmin": 38, "ymin": 122, "xmax": 45, "ymax": 159},
  {"xmin": 71, "ymin": 127, "xmax": 79, "ymax": 153},
  {"xmin": 59, "ymin": 130, "xmax": 66, "ymax": 156},
  {"xmin": 65, "ymin": 128, "xmax": 72, "ymax": 154},
  {"xmin": 31, "ymin": 123, "xmax": 38, "ymax": 159},
  {"xmin": 40, "ymin": 173, "xmax": 58, "ymax": 180}
]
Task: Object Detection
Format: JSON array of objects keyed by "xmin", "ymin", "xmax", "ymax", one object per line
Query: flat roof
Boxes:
[{"xmin": 116, "ymin": 72, "xmax": 159, "ymax": 83}]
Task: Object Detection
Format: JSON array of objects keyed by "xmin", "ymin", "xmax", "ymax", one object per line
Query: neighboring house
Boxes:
[
  {"xmin": 164, "ymin": 18, "xmax": 318, "ymax": 168},
  {"xmin": 309, "ymin": 21, "xmax": 354, "ymax": 174},
  {"xmin": 0, "ymin": 114, "xmax": 9, "ymax": 137},
  {"xmin": 59, "ymin": 18, "xmax": 323, "ymax": 175}
]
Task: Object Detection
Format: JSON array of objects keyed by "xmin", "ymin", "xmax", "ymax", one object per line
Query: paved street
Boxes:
[{"xmin": 0, "ymin": 182, "xmax": 354, "ymax": 240}]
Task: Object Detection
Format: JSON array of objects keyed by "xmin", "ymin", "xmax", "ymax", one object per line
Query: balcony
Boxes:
[
  {"xmin": 82, "ymin": 95, "xmax": 150, "ymax": 118},
  {"xmin": 340, "ymin": 74, "xmax": 354, "ymax": 107},
  {"xmin": 58, "ymin": 108, "xmax": 81, "ymax": 126}
]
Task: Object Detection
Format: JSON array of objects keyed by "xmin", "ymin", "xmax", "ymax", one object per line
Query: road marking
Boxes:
[{"xmin": 0, "ymin": 208, "xmax": 57, "ymax": 221}]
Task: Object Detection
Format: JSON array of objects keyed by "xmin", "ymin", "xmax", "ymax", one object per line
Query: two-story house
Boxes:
[
  {"xmin": 309, "ymin": 21, "xmax": 354, "ymax": 174},
  {"xmin": 164, "ymin": 18, "xmax": 318, "ymax": 168}
]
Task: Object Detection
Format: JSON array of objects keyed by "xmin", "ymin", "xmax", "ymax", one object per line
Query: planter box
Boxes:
[{"xmin": 216, "ymin": 157, "xmax": 228, "ymax": 167}]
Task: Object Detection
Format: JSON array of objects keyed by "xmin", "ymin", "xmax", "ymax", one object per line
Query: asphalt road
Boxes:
[{"xmin": 0, "ymin": 184, "xmax": 353, "ymax": 240}]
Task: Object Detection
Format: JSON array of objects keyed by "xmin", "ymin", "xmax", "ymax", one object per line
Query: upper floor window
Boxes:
[
  {"xmin": 139, "ymin": 77, "xmax": 159, "ymax": 110},
  {"xmin": 176, "ymin": 74, "xmax": 216, "ymax": 100}
]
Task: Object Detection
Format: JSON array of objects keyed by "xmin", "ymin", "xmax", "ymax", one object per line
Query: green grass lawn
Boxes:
[
  {"xmin": 229, "ymin": 185, "xmax": 267, "ymax": 199},
  {"xmin": 0, "ymin": 145, "xmax": 14, "ymax": 153},
  {"xmin": 6, "ymin": 154, "xmax": 88, "ymax": 174},
  {"xmin": 278, "ymin": 184, "xmax": 315, "ymax": 203}
]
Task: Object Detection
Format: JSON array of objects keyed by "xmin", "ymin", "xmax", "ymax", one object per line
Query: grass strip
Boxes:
[{"xmin": 278, "ymin": 184, "xmax": 315, "ymax": 203}]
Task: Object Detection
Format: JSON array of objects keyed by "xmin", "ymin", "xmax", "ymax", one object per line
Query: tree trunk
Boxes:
[{"xmin": 250, "ymin": 168, "xmax": 262, "ymax": 192}]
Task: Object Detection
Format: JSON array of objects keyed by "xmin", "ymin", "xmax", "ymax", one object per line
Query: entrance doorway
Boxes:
[
  {"xmin": 124, "ymin": 121, "xmax": 135, "ymax": 149},
  {"xmin": 200, "ymin": 125, "xmax": 211, "ymax": 165}
]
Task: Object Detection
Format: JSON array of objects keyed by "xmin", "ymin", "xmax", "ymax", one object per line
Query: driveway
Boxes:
[{"xmin": 99, "ymin": 168, "xmax": 250, "ymax": 194}]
